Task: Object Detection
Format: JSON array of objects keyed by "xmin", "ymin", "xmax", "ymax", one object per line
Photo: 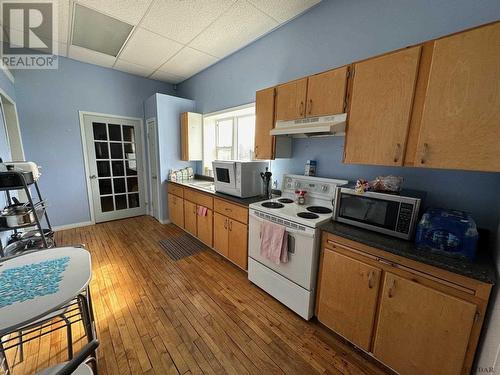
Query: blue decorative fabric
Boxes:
[{"xmin": 0, "ymin": 257, "xmax": 70, "ymax": 308}]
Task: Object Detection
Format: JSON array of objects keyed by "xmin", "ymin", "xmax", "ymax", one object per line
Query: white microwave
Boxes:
[{"xmin": 213, "ymin": 160, "xmax": 269, "ymax": 198}]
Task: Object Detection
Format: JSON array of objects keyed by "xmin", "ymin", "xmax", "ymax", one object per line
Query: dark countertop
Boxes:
[
  {"xmin": 168, "ymin": 180, "xmax": 268, "ymax": 207},
  {"xmin": 320, "ymin": 221, "xmax": 496, "ymax": 284}
]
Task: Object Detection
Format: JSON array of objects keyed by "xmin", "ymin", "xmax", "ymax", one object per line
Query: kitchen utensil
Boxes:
[{"xmin": 260, "ymin": 167, "xmax": 273, "ymax": 199}]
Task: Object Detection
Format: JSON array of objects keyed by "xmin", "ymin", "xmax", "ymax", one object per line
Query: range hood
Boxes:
[{"xmin": 270, "ymin": 114, "xmax": 346, "ymax": 138}]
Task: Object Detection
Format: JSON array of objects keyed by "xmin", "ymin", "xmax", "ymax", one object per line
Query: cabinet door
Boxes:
[
  {"xmin": 228, "ymin": 220, "xmax": 248, "ymax": 270},
  {"xmin": 306, "ymin": 67, "xmax": 348, "ymax": 117},
  {"xmin": 415, "ymin": 23, "xmax": 500, "ymax": 172},
  {"xmin": 344, "ymin": 46, "xmax": 421, "ymax": 166},
  {"xmin": 184, "ymin": 200, "xmax": 197, "ymax": 236},
  {"xmin": 213, "ymin": 212, "xmax": 228, "ymax": 257},
  {"xmin": 168, "ymin": 193, "xmax": 184, "ymax": 228},
  {"xmin": 254, "ymin": 87, "xmax": 275, "ymax": 160},
  {"xmin": 373, "ymin": 273, "xmax": 477, "ymax": 375},
  {"xmin": 275, "ymin": 78, "xmax": 308, "ymax": 121},
  {"xmin": 180, "ymin": 112, "xmax": 203, "ymax": 161},
  {"xmin": 317, "ymin": 249, "xmax": 381, "ymax": 351},
  {"xmin": 197, "ymin": 207, "xmax": 213, "ymax": 247}
]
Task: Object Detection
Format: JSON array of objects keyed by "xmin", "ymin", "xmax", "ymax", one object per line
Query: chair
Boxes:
[{"xmin": 35, "ymin": 339, "xmax": 99, "ymax": 375}]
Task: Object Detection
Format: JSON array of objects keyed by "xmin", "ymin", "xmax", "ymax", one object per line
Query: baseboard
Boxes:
[
  {"xmin": 159, "ymin": 218, "xmax": 171, "ymax": 224},
  {"xmin": 52, "ymin": 221, "xmax": 94, "ymax": 231}
]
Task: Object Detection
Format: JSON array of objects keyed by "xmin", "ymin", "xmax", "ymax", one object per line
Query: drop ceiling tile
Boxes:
[
  {"xmin": 68, "ymin": 44, "xmax": 116, "ymax": 67},
  {"xmin": 119, "ymin": 27, "xmax": 183, "ymax": 68},
  {"xmin": 247, "ymin": 0, "xmax": 321, "ymax": 23},
  {"xmin": 189, "ymin": 0, "xmax": 278, "ymax": 58},
  {"xmin": 150, "ymin": 70, "xmax": 186, "ymax": 84},
  {"xmin": 142, "ymin": 0, "xmax": 236, "ymax": 44},
  {"xmin": 159, "ymin": 47, "xmax": 218, "ymax": 78},
  {"xmin": 77, "ymin": 0, "xmax": 151, "ymax": 25},
  {"xmin": 114, "ymin": 58, "xmax": 155, "ymax": 77},
  {"xmin": 57, "ymin": 0, "xmax": 71, "ymax": 43}
]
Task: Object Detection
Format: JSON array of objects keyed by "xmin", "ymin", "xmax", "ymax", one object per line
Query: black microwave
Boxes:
[{"xmin": 334, "ymin": 187, "xmax": 425, "ymax": 240}]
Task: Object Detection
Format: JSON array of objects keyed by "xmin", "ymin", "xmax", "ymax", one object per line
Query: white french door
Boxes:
[{"xmin": 82, "ymin": 113, "xmax": 146, "ymax": 223}]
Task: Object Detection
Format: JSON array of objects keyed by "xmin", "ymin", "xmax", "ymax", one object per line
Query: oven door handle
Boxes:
[{"xmin": 251, "ymin": 212, "xmax": 315, "ymax": 238}]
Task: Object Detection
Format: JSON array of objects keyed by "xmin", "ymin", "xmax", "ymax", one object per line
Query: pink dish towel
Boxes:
[
  {"xmin": 197, "ymin": 206, "xmax": 208, "ymax": 216},
  {"xmin": 260, "ymin": 222, "xmax": 289, "ymax": 264}
]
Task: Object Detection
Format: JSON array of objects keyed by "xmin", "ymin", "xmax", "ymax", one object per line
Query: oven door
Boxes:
[
  {"xmin": 213, "ymin": 161, "xmax": 236, "ymax": 190},
  {"xmin": 248, "ymin": 211, "xmax": 318, "ymax": 290}
]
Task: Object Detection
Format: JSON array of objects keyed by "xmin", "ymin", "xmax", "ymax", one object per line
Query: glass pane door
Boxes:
[{"xmin": 85, "ymin": 114, "xmax": 145, "ymax": 223}]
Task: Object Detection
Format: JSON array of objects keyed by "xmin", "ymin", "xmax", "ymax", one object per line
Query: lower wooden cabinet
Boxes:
[
  {"xmin": 167, "ymin": 193, "xmax": 184, "ymax": 228},
  {"xmin": 213, "ymin": 212, "xmax": 229, "ymax": 257},
  {"xmin": 228, "ymin": 219, "xmax": 248, "ymax": 270},
  {"xmin": 317, "ymin": 234, "xmax": 492, "ymax": 375},
  {"xmin": 317, "ymin": 249, "xmax": 381, "ymax": 351},
  {"xmin": 184, "ymin": 200, "xmax": 197, "ymax": 236},
  {"xmin": 197, "ymin": 207, "xmax": 213, "ymax": 247},
  {"xmin": 213, "ymin": 212, "xmax": 248, "ymax": 269},
  {"xmin": 373, "ymin": 273, "xmax": 477, "ymax": 375}
]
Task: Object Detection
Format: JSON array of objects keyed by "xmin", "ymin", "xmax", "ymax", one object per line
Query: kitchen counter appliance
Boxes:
[
  {"xmin": 248, "ymin": 174, "xmax": 348, "ymax": 319},
  {"xmin": 334, "ymin": 186, "xmax": 424, "ymax": 240},
  {"xmin": 213, "ymin": 160, "xmax": 269, "ymax": 198}
]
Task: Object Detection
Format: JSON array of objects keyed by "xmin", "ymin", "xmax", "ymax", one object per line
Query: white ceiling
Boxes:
[{"xmin": 35, "ymin": 0, "xmax": 321, "ymax": 84}]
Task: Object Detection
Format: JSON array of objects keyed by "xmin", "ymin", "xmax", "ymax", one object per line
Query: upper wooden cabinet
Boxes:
[
  {"xmin": 344, "ymin": 46, "xmax": 421, "ymax": 166},
  {"xmin": 317, "ymin": 248, "xmax": 381, "ymax": 351},
  {"xmin": 412, "ymin": 22, "xmax": 500, "ymax": 172},
  {"xmin": 306, "ymin": 67, "xmax": 348, "ymax": 117},
  {"xmin": 254, "ymin": 87, "xmax": 275, "ymax": 160},
  {"xmin": 180, "ymin": 112, "xmax": 202, "ymax": 161},
  {"xmin": 373, "ymin": 273, "xmax": 477, "ymax": 375},
  {"xmin": 274, "ymin": 67, "xmax": 348, "ymax": 122},
  {"xmin": 275, "ymin": 78, "xmax": 308, "ymax": 121}
]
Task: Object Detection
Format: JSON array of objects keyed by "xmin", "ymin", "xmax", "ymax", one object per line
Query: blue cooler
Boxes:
[{"xmin": 415, "ymin": 208, "xmax": 478, "ymax": 260}]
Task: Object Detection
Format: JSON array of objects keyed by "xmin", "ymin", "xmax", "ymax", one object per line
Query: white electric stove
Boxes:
[{"xmin": 248, "ymin": 174, "xmax": 348, "ymax": 319}]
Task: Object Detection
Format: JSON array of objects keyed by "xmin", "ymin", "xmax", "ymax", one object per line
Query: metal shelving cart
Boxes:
[{"xmin": 0, "ymin": 169, "xmax": 54, "ymax": 257}]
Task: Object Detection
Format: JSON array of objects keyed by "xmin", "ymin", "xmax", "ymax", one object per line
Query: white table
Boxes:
[{"xmin": 0, "ymin": 247, "xmax": 92, "ymax": 336}]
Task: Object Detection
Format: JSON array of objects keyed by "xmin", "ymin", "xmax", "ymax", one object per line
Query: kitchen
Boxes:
[{"xmin": 0, "ymin": 1, "xmax": 499, "ymax": 375}]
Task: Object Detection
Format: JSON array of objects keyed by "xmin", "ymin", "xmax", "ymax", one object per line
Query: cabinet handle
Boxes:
[
  {"xmin": 299, "ymin": 101, "xmax": 304, "ymax": 116},
  {"xmin": 388, "ymin": 278, "xmax": 396, "ymax": 298},
  {"xmin": 224, "ymin": 218, "xmax": 227, "ymax": 229},
  {"xmin": 393, "ymin": 143, "xmax": 402, "ymax": 163},
  {"xmin": 368, "ymin": 271, "xmax": 375, "ymax": 289},
  {"xmin": 225, "ymin": 208, "xmax": 232, "ymax": 212},
  {"xmin": 420, "ymin": 143, "xmax": 429, "ymax": 164},
  {"xmin": 308, "ymin": 99, "xmax": 312, "ymax": 115},
  {"xmin": 229, "ymin": 220, "xmax": 233, "ymax": 231}
]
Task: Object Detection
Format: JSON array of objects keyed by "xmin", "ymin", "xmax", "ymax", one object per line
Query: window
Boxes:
[{"xmin": 202, "ymin": 104, "xmax": 256, "ymax": 176}]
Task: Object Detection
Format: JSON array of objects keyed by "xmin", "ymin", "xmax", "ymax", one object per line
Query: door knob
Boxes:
[
  {"xmin": 90, "ymin": 175, "xmax": 97, "ymax": 179},
  {"xmin": 152, "ymin": 176, "xmax": 157, "ymax": 180}
]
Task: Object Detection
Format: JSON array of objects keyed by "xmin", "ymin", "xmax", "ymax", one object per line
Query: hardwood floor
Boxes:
[{"xmin": 5, "ymin": 216, "xmax": 391, "ymax": 375}]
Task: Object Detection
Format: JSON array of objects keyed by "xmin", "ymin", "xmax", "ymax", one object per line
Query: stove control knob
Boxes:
[
  {"xmin": 321, "ymin": 185, "xmax": 329, "ymax": 192},
  {"xmin": 295, "ymin": 182, "xmax": 301, "ymax": 188}
]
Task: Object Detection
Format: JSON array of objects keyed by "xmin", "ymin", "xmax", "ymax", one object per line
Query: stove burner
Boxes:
[
  {"xmin": 297, "ymin": 212, "xmax": 319, "ymax": 219},
  {"xmin": 307, "ymin": 206, "xmax": 333, "ymax": 214},
  {"xmin": 278, "ymin": 198, "xmax": 294, "ymax": 204},
  {"xmin": 261, "ymin": 202, "xmax": 284, "ymax": 209}
]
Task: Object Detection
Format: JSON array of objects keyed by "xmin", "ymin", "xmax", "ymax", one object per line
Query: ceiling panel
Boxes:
[
  {"xmin": 247, "ymin": 0, "xmax": 321, "ymax": 23},
  {"xmin": 68, "ymin": 44, "xmax": 116, "ymax": 67},
  {"xmin": 114, "ymin": 59, "xmax": 155, "ymax": 77},
  {"xmin": 150, "ymin": 70, "xmax": 186, "ymax": 84},
  {"xmin": 119, "ymin": 27, "xmax": 183, "ymax": 68},
  {"xmin": 57, "ymin": 0, "xmax": 71, "ymax": 43},
  {"xmin": 158, "ymin": 47, "xmax": 218, "ymax": 78},
  {"xmin": 77, "ymin": 0, "xmax": 152, "ymax": 25},
  {"xmin": 141, "ymin": 0, "xmax": 236, "ymax": 45},
  {"xmin": 189, "ymin": 0, "xmax": 278, "ymax": 58}
]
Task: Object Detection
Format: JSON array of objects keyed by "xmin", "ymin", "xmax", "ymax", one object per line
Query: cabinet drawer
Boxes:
[
  {"xmin": 168, "ymin": 183, "xmax": 184, "ymax": 198},
  {"xmin": 184, "ymin": 189, "xmax": 213, "ymax": 209},
  {"xmin": 214, "ymin": 199, "xmax": 248, "ymax": 224}
]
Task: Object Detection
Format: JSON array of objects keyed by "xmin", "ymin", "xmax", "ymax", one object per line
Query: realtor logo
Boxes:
[{"xmin": 1, "ymin": 1, "xmax": 58, "ymax": 69}]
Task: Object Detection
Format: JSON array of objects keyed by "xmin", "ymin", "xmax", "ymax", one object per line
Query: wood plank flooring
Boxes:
[{"xmin": 5, "ymin": 216, "xmax": 391, "ymax": 375}]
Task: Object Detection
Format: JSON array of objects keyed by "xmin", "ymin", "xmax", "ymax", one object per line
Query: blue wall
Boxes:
[
  {"xmin": 178, "ymin": 0, "xmax": 500, "ymax": 234},
  {"xmin": 145, "ymin": 93, "xmax": 196, "ymax": 223},
  {"xmin": 14, "ymin": 57, "xmax": 174, "ymax": 227}
]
